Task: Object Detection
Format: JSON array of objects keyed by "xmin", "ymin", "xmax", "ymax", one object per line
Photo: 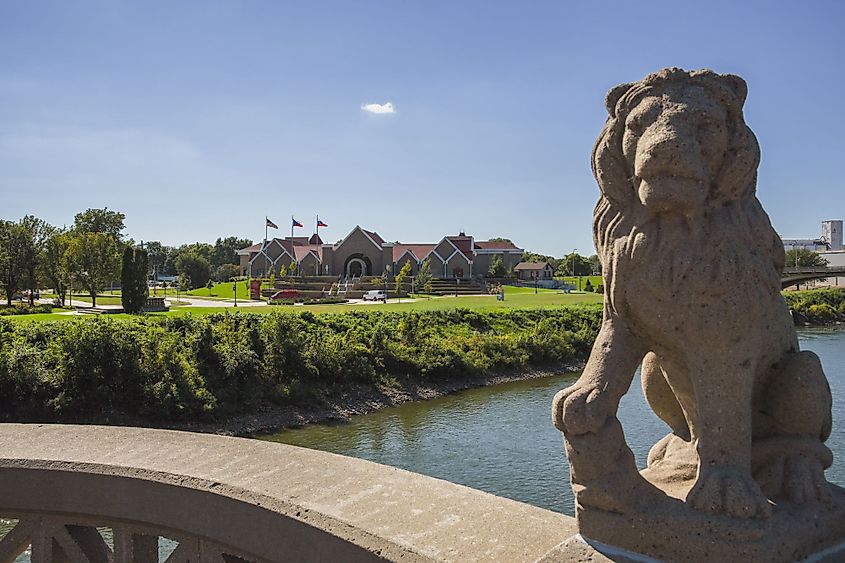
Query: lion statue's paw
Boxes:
[
  {"xmin": 756, "ymin": 454, "xmax": 833, "ymax": 505},
  {"xmin": 552, "ymin": 383, "xmax": 615, "ymax": 435},
  {"xmin": 687, "ymin": 467, "xmax": 772, "ymax": 519}
]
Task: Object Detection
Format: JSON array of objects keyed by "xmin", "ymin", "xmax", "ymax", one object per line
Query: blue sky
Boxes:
[{"xmin": 1, "ymin": 1, "xmax": 842, "ymax": 256}]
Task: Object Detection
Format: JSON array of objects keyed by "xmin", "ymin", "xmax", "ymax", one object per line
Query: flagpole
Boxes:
[
  {"xmin": 316, "ymin": 214, "xmax": 319, "ymax": 242},
  {"xmin": 265, "ymin": 216, "xmax": 268, "ymax": 244},
  {"xmin": 291, "ymin": 215, "xmax": 294, "ymax": 238}
]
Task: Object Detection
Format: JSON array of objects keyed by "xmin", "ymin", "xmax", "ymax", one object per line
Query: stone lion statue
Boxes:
[{"xmin": 552, "ymin": 68, "xmax": 833, "ymax": 526}]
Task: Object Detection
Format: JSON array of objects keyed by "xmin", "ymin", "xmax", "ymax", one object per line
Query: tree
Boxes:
[
  {"xmin": 557, "ymin": 252, "xmax": 592, "ymax": 276},
  {"xmin": 41, "ymin": 229, "xmax": 72, "ymax": 306},
  {"xmin": 174, "ymin": 242, "xmax": 214, "ymax": 265},
  {"xmin": 177, "ymin": 273, "xmax": 191, "ymax": 293},
  {"xmin": 416, "ymin": 258, "xmax": 433, "ymax": 292},
  {"xmin": 588, "ymin": 254, "xmax": 602, "ymax": 276},
  {"xmin": 784, "ymin": 249, "xmax": 829, "ymax": 269},
  {"xmin": 73, "ymin": 208, "xmax": 126, "ymax": 240},
  {"xmin": 175, "ymin": 251, "xmax": 211, "ymax": 289},
  {"xmin": 65, "ymin": 232, "xmax": 120, "ymax": 307},
  {"xmin": 121, "ymin": 246, "xmax": 148, "ymax": 313},
  {"xmin": 0, "ymin": 220, "xmax": 27, "ymax": 306},
  {"xmin": 395, "ymin": 261, "xmax": 412, "ymax": 295},
  {"xmin": 213, "ymin": 263, "xmax": 240, "ymax": 282},
  {"xmin": 0, "ymin": 216, "xmax": 52, "ymax": 306},
  {"xmin": 212, "ymin": 236, "xmax": 253, "ymax": 268},
  {"xmin": 145, "ymin": 241, "xmax": 174, "ymax": 278},
  {"xmin": 19, "ymin": 216, "xmax": 53, "ymax": 305},
  {"xmin": 488, "ymin": 256, "xmax": 507, "ymax": 278}
]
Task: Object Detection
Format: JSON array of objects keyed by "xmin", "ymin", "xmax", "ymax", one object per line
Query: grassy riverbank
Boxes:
[{"xmin": 0, "ymin": 306, "xmax": 601, "ymax": 429}]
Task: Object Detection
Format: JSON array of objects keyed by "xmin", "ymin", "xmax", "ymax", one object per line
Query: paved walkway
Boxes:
[{"xmin": 166, "ymin": 296, "xmax": 267, "ymax": 308}]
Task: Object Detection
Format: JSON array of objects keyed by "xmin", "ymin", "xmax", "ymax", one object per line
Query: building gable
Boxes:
[
  {"xmin": 336, "ymin": 226, "xmax": 383, "ymax": 252},
  {"xmin": 434, "ymin": 239, "xmax": 457, "ymax": 259}
]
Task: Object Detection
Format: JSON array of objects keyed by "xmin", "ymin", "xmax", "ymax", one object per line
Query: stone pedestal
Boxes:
[{"xmin": 577, "ymin": 483, "xmax": 845, "ymax": 562}]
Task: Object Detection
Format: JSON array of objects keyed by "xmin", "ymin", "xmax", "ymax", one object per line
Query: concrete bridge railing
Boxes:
[
  {"xmin": 0, "ymin": 424, "xmax": 578, "ymax": 562},
  {"xmin": 781, "ymin": 265, "xmax": 845, "ymax": 288}
]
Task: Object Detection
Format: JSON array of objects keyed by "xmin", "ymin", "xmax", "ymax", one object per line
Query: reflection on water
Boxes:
[{"xmin": 262, "ymin": 329, "xmax": 845, "ymax": 515}]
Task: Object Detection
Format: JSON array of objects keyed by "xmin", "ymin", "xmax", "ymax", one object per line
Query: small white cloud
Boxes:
[{"xmin": 361, "ymin": 102, "xmax": 396, "ymax": 115}]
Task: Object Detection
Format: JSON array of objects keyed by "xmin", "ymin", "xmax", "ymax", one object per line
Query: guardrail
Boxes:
[{"xmin": 0, "ymin": 424, "xmax": 577, "ymax": 562}]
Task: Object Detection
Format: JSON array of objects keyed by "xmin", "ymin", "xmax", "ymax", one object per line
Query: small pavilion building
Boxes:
[{"xmin": 513, "ymin": 261, "xmax": 555, "ymax": 281}]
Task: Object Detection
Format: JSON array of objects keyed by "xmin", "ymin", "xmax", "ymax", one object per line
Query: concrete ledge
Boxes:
[{"xmin": 0, "ymin": 424, "xmax": 576, "ymax": 561}]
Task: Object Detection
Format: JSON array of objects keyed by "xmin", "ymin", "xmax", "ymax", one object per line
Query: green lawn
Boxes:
[
  {"xmin": 41, "ymin": 292, "xmax": 125, "ymax": 306},
  {"xmin": 185, "ymin": 281, "xmax": 253, "ymax": 300},
  {"xmin": 557, "ymin": 276, "xmax": 603, "ymax": 291},
  {"xmin": 5, "ymin": 290, "xmax": 602, "ymax": 321},
  {"xmin": 253, "ymin": 286, "xmax": 602, "ymax": 314}
]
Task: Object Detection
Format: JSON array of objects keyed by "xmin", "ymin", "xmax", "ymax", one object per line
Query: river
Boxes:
[{"xmin": 262, "ymin": 329, "xmax": 845, "ymax": 516}]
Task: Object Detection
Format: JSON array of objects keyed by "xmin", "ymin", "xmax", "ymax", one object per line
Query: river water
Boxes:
[{"xmin": 262, "ymin": 329, "xmax": 845, "ymax": 516}]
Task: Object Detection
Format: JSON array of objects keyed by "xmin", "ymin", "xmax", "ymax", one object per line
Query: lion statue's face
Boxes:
[
  {"xmin": 623, "ymin": 84, "xmax": 729, "ymax": 214},
  {"xmin": 592, "ymin": 68, "xmax": 760, "ymax": 218}
]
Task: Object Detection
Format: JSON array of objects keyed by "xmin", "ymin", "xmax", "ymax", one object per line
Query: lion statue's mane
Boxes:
[{"xmin": 591, "ymin": 68, "xmax": 783, "ymax": 313}]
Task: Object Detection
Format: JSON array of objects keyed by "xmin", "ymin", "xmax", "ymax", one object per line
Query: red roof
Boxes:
[
  {"xmin": 362, "ymin": 228, "xmax": 385, "ymax": 245},
  {"xmin": 393, "ymin": 244, "xmax": 436, "ymax": 261},
  {"xmin": 514, "ymin": 261, "xmax": 552, "ymax": 271},
  {"xmin": 475, "ymin": 240, "xmax": 519, "ymax": 250},
  {"xmin": 293, "ymin": 245, "xmax": 322, "ymax": 261},
  {"xmin": 237, "ymin": 242, "xmax": 263, "ymax": 254}
]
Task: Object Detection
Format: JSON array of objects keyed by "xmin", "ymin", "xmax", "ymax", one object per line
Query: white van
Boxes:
[{"xmin": 363, "ymin": 290, "xmax": 387, "ymax": 301}]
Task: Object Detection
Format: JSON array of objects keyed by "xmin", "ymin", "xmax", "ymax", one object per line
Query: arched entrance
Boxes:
[{"xmin": 346, "ymin": 257, "xmax": 369, "ymax": 277}]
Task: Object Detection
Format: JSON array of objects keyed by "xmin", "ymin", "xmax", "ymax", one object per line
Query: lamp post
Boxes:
[{"xmin": 233, "ymin": 282, "xmax": 238, "ymax": 308}]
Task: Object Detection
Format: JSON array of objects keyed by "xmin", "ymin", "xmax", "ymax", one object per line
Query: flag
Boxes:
[
  {"xmin": 317, "ymin": 219, "xmax": 328, "ymax": 228},
  {"xmin": 266, "ymin": 218, "xmax": 278, "ymax": 229},
  {"xmin": 292, "ymin": 217, "xmax": 303, "ymax": 228}
]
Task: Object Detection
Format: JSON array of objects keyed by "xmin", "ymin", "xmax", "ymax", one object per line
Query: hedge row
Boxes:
[
  {"xmin": 0, "ymin": 307, "xmax": 602, "ymax": 423},
  {"xmin": 0, "ymin": 303, "xmax": 54, "ymax": 316},
  {"xmin": 783, "ymin": 288, "xmax": 845, "ymax": 324}
]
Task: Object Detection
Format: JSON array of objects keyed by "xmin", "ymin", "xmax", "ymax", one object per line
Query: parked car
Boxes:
[
  {"xmin": 269, "ymin": 289, "xmax": 299, "ymax": 304},
  {"xmin": 363, "ymin": 290, "xmax": 387, "ymax": 302}
]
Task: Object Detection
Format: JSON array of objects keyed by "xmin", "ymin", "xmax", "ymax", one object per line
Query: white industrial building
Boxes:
[
  {"xmin": 781, "ymin": 220, "xmax": 844, "ymax": 286},
  {"xmin": 781, "ymin": 220, "xmax": 843, "ymax": 252}
]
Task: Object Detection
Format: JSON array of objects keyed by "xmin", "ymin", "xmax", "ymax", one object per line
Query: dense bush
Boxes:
[
  {"xmin": 0, "ymin": 307, "xmax": 601, "ymax": 423},
  {"xmin": 0, "ymin": 303, "xmax": 54, "ymax": 316},
  {"xmin": 783, "ymin": 288, "xmax": 845, "ymax": 324}
]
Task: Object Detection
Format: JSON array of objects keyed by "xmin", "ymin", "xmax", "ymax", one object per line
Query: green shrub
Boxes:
[
  {"xmin": 0, "ymin": 306, "xmax": 602, "ymax": 423},
  {"xmin": 783, "ymin": 288, "xmax": 845, "ymax": 325},
  {"xmin": 805, "ymin": 304, "xmax": 839, "ymax": 324},
  {"xmin": 0, "ymin": 303, "xmax": 54, "ymax": 316}
]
